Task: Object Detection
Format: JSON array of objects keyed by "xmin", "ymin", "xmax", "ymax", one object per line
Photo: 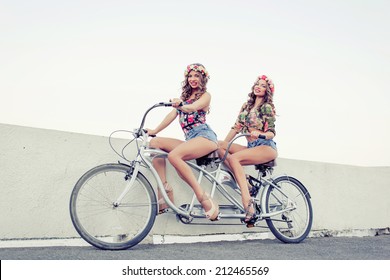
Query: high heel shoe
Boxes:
[
  {"xmin": 199, "ymin": 192, "xmax": 220, "ymax": 221},
  {"xmin": 158, "ymin": 182, "xmax": 174, "ymax": 215},
  {"xmin": 244, "ymin": 199, "xmax": 256, "ymax": 228}
]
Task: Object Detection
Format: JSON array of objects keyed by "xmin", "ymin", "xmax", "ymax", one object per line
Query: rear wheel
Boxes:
[
  {"xmin": 69, "ymin": 163, "xmax": 157, "ymax": 250},
  {"xmin": 265, "ymin": 176, "xmax": 313, "ymax": 243}
]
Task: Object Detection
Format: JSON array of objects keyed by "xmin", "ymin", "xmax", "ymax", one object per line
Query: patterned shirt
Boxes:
[
  {"xmin": 178, "ymin": 99, "xmax": 207, "ymax": 134},
  {"xmin": 232, "ymin": 102, "xmax": 276, "ymax": 135}
]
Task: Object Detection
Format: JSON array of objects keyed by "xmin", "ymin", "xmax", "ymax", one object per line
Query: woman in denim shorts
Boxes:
[
  {"xmin": 218, "ymin": 74, "xmax": 278, "ymax": 226},
  {"xmin": 147, "ymin": 63, "xmax": 219, "ymax": 221}
]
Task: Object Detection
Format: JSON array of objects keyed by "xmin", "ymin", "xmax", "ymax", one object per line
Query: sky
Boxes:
[{"xmin": 1, "ymin": 0, "xmax": 389, "ymax": 167}]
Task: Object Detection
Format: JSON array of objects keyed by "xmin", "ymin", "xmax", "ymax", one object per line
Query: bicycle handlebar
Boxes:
[
  {"xmin": 216, "ymin": 133, "xmax": 266, "ymax": 164},
  {"xmin": 136, "ymin": 102, "xmax": 174, "ymax": 135},
  {"xmin": 256, "ymin": 134, "xmax": 267, "ymax": 140},
  {"xmin": 136, "ymin": 101, "xmax": 187, "ymax": 137}
]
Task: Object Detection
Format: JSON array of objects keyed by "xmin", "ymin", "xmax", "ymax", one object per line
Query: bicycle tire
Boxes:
[
  {"xmin": 265, "ymin": 176, "xmax": 313, "ymax": 243},
  {"xmin": 69, "ymin": 163, "xmax": 157, "ymax": 250}
]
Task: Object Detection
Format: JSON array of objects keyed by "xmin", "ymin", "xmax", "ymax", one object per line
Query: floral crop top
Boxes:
[
  {"xmin": 177, "ymin": 99, "xmax": 207, "ymax": 134},
  {"xmin": 232, "ymin": 102, "xmax": 276, "ymax": 135}
]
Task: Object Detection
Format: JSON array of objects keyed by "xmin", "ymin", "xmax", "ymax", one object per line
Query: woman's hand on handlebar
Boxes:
[
  {"xmin": 170, "ymin": 98, "xmax": 183, "ymax": 108},
  {"xmin": 250, "ymin": 130, "xmax": 266, "ymax": 139},
  {"xmin": 145, "ymin": 128, "xmax": 157, "ymax": 137}
]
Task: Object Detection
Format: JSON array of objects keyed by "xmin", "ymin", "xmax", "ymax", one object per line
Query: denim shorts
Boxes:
[
  {"xmin": 185, "ymin": 124, "xmax": 218, "ymax": 144},
  {"xmin": 247, "ymin": 137, "xmax": 277, "ymax": 151}
]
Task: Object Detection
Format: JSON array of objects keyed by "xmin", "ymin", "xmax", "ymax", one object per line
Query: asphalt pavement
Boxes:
[{"xmin": 1, "ymin": 235, "xmax": 389, "ymax": 260}]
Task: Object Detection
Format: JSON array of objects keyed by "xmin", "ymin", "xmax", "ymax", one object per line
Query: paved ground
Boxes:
[
  {"xmin": 1, "ymin": 235, "xmax": 389, "ymax": 260},
  {"xmin": 2, "ymin": 236, "xmax": 389, "ymax": 280}
]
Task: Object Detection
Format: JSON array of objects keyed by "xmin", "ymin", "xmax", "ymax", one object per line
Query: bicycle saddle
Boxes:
[
  {"xmin": 254, "ymin": 160, "xmax": 276, "ymax": 176},
  {"xmin": 255, "ymin": 160, "xmax": 276, "ymax": 169},
  {"xmin": 196, "ymin": 150, "xmax": 219, "ymax": 166}
]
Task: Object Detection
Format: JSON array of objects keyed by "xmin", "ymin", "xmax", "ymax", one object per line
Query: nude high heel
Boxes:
[
  {"xmin": 199, "ymin": 192, "xmax": 220, "ymax": 221},
  {"xmin": 158, "ymin": 182, "xmax": 174, "ymax": 214}
]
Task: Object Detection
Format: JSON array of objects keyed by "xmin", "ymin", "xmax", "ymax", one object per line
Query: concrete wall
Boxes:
[{"xmin": 1, "ymin": 123, "xmax": 389, "ymax": 240}]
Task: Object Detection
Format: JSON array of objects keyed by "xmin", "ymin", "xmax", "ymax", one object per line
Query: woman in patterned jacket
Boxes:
[{"xmin": 218, "ymin": 74, "xmax": 278, "ymax": 226}]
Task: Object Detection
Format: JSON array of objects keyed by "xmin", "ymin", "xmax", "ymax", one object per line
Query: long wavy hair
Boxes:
[
  {"xmin": 246, "ymin": 81, "xmax": 276, "ymax": 113},
  {"xmin": 180, "ymin": 63, "xmax": 209, "ymax": 101}
]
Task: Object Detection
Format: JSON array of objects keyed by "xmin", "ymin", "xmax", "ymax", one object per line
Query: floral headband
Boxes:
[
  {"xmin": 256, "ymin": 75, "xmax": 275, "ymax": 93},
  {"xmin": 184, "ymin": 64, "xmax": 210, "ymax": 79}
]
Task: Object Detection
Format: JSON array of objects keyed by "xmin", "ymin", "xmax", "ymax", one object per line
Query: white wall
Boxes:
[{"xmin": 1, "ymin": 123, "xmax": 389, "ymax": 240}]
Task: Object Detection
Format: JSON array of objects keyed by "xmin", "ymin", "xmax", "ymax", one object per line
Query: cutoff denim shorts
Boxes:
[
  {"xmin": 247, "ymin": 137, "xmax": 277, "ymax": 151},
  {"xmin": 185, "ymin": 124, "xmax": 218, "ymax": 144}
]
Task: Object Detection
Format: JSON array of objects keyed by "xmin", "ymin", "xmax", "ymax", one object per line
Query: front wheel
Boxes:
[
  {"xmin": 69, "ymin": 163, "xmax": 157, "ymax": 250},
  {"xmin": 265, "ymin": 176, "xmax": 313, "ymax": 243}
]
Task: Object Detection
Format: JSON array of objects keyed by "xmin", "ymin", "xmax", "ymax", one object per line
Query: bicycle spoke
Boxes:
[
  {"xmin": 70, "ymin": 164, "xmax": 156, "ymax": 250},
  {"xmin": 265, "ymin": 176, "xmax": 313, "ymax": 243}
]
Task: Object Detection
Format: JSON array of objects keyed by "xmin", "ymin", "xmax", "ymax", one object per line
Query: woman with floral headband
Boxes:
[
  {"xmin": 147, "ymin": 63, "xmax": 220, "ymax": 221},
  {"xmin": 218, "ymin": 74, "xmax": 277, "ymax": 226}
]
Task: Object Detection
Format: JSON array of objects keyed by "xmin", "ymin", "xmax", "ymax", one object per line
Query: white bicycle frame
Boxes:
[{"xmin": 114, "ymin": 128, "xmax": 296, "ymax": 221}]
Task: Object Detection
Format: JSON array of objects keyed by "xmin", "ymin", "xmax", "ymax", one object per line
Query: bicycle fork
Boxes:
[{"xmin": 113, "ymin": 160, "xmax": 142, "ymax": 207}]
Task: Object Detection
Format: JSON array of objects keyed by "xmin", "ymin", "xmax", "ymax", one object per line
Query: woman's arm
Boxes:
[
  {"xmin": 147, "ymin": 109, "xmax": 178, "ymax": 135},
  {"xmin": 224, "ymin": 129, "xmax": 238, "ymax": 143},
  {"xmin": 248, "ymin": 103, "xmax": 276, "ymax": 140},
  {"xmin": 230, "ymin": 102, "xmax": 246, "ymax": 134},
  {"xmin": 179, "ymin": 92, "xmax": 211, "ymax": 113},
  {"xmin": 249, "ymin": 130, "xmax": 275, "ymax": 140}
]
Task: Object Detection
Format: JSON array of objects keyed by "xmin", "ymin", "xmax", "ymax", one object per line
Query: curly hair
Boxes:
[
  {"xmin": 246, "ymin": 78, "xmax": 276, "ymax": 113},
  {"xmin": 180, "ymin": 63, "xmax": 209, "ymax": 101}
]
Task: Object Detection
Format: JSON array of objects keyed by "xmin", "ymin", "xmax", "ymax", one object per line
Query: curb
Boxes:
[{"xmin": 0, "ymin": 228, "xmax": 388, "ymax": 248}]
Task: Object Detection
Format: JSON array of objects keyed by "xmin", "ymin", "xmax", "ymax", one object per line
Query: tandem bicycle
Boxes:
[{"xmin": 69, "ymin": 102, "xmax": 313, "ymax": 250}]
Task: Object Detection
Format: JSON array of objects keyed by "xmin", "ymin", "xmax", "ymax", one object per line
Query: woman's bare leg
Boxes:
[
  {"xmin": 149, "ymin": 136, "xmax": 183, "ymax": 178},
  {"xmin": 168, "ymin": 137, "xmax": 218, "ymax": 215},
  {"xmin": 149, "ymin": 137, "xmax": 183, "ymax": 210},
  {"xmin": 217, "ymin": 140, "xmax": 246, "ymax": 172},
  {"xmin": 227, "ymin": 146, "xmax": 277, "ymax": 209}
]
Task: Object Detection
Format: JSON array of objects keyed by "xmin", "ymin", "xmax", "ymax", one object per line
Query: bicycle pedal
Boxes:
[
  {"xmin": 249, "ymin": 186, "xmax": 260, "ymax": 197},
  {"xmin": 246, "ymin": 223, "xmax": 255, "ymax": 228},
  {"xmin": 240, "ymin": 215, "xmax": 257, "ymax": 227},
  {"xmin": 158, "ymin": 208, "xmax": 169, "ymax": 215}
]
